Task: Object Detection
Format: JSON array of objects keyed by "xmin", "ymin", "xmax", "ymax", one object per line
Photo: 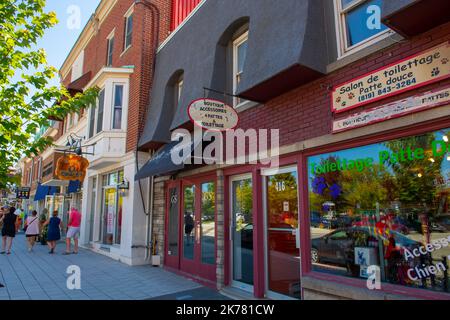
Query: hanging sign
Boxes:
[
  {"xmin": 333, "ymin": 85, "xmax": 450, "ymax": 133},
  {"xmin": 332, "ymin": 42, "xmax": 450, "ymax": 113},
  {"xmin": 16, "ymin": 187, "xmax": 31, "ymax": 199},
  {"xmin": 188, "ymin": 98, "xmax": 239, "ymax": 131},
  {"xmin": 55, "ymin": 154, "xmax": 89, "ymax": 181}
]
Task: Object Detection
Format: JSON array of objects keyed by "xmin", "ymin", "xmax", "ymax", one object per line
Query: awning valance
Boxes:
[{"xmin": 135, "ymin": 137, "xmax": 206, "ymax": 181}]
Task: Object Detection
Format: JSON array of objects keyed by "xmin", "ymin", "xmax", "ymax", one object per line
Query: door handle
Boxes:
[{"xmin": 195, "ymin": 222, "xmax": 201, "ymax": 244}]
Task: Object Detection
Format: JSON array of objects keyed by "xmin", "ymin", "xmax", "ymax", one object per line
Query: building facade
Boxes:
[{"xmin": 136, "ymin": 0, "xmax": 450, "ymax": 300}]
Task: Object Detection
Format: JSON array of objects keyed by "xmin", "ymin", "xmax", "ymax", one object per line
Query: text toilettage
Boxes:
[{"xmin": 310, "ymin": 139, "xmax": 449, "ymax": 175}]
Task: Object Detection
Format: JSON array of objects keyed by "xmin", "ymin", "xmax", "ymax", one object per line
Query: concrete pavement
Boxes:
[{"xmin": 0, "ymin": 233, "xmax": 210, "ymax": 300}]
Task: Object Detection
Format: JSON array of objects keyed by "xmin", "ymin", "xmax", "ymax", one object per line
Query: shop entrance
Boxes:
[
  {"xmin": 165, "ymin": 177, "xmax": 217, "ymax": 282},
  {"xmin": 262, "ymin": 167, "xmax": 301, "ymax": 299},
  {"xmin": 230, "ymin": 174, "xmax": 254, "ymax": 292}
]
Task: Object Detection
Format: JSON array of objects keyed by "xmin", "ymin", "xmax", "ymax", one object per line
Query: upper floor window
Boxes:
[
  {"xmin": 175, "ymin": 76, "xmax": 183, "ymax": 105},
  {"xmin": 107, "ymin": 35, "xmax": 115, "ymax": 67},
  {"xmin": 88, "ymin": 88, "xmax": 105, "ymax": 139},
  {"xmin": 336, "ymin": 0, "xmax": 390, "ymax": 56},
  {"xmin": 124, "ymin": 11, "xmax": 133, "ymax": 51},
  {"xmin": 112, "ymin": 84, "xmax": 124, "ymax": 129},
  {"xmin": 233, "ymin": 31, "xmax": 248, "ymax": 107}
]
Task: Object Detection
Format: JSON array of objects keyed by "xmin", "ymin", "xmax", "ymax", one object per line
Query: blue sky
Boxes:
[{"xmin": 39, "ymin": 0, "xmax": 101, "ymax": 84}]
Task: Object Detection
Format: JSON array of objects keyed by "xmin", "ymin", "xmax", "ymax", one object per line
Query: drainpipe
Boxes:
[{"xmin": 133, "ymin": 0, "xmax": 161, "ymax": 261}]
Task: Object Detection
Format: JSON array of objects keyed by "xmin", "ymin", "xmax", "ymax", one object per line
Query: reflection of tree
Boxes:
[
  {"xmin": 383, "ymin": 133, "xmax": 447, "ymax": 208},
  {"xmin": 184, "ymin": 186, "xmax": 195, "ymax": 213},
  {"xmin": 202, "ymin": 183, "xmax": 215, "ymax": 222},
  {"xmin": 235, "ymin": 179, "xmax": 252, "ymax": 231},
  {"xmin": 268, "ymin": 173, "xmax": 298, "ymax": 228}
]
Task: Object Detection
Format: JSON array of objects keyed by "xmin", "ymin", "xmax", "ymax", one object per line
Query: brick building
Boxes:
[{"xmin": 136, "ymin": 0, "xmax": 450, "ymax": 300}]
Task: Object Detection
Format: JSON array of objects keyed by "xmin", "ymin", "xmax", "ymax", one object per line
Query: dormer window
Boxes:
[
  {"xmin": 336, "ymin": 0, "xmax": 391, "ymax": 57},
  {"xmin": 232, "ymin": 31, "xmax": 248, "ymax": 107}
]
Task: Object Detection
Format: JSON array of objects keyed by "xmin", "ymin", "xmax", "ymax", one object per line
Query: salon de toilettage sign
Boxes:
[
  {"xmin": 332, "ymin": 42, "xmax": 450, "ymax": 113},
  {"xmin": 188, "ymin": 98, "xmax": 239, "ymax": 131},
  {"xmin": 332, "ymin": 85, "xmax": 450, "ymax": 133}
]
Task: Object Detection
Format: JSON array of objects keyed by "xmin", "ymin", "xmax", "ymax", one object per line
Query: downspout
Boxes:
[{"xmin": 134, "ymin": 0, "xmax": 161, "ymax": 261}]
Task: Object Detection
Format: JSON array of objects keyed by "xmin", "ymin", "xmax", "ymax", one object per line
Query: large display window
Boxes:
[{"xmin": 307, "ymin": 128, "xmax": 450, "ymax": 293}]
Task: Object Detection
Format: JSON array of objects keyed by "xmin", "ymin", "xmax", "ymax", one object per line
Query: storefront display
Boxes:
[
  {"xmin": 308, "ymin": 128, "xmax": 450, "ymax": 293},
  {"xmin": 101, "ymin": 170, "xmax": 124, "ymax": 245}
]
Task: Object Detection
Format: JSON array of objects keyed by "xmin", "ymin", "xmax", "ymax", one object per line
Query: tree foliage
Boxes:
[{"xmin": 0, "ymin": 0, "xmax": 98, "ymax": 188}]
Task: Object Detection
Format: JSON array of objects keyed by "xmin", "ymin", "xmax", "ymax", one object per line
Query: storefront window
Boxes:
[
  {"xmin": 168, "ymin": 187, "xmax": 179, "ymax": 256},
  {"xmin": 201, "ymin": 182, "xmax": 216, "ymax": 265},
  {"xmin": 100, "ymin": 169, "xmax": 124, "ymax": 245},
  {"xmin": 232, "ymin": 177, "xmax": 254, "ymax": 287},
  {"xmin": 266, "ymin": 169, "xmax": 300, "ymax": 299},
  {"xmin": 183, "ymin": 185, "xmax": 195, "ymax": 260},
  {"xmin": 308, "ymin": 128, "xmax": 450, "ymax": 293}
]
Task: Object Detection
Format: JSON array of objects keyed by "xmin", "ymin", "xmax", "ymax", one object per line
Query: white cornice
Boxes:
[
  {"xmin": 84, "ymin": 66, "xmax": 134, "ymax": 90},
  {"xmin": 59, "ymin": 0, "xmax": 119, "ymax": 81}
]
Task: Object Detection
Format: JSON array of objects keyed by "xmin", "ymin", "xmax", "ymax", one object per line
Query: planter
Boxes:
[{"xmin": 151, "ymin": 255, "xmax": 161, "ymax": 266}]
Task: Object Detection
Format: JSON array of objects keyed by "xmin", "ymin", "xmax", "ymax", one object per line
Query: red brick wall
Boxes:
[
  {"xmin": 238, "ymin": 22, "xmax": 450, "ymax": 148},
  {"xmin": 61, "ymin": 0, "xmax": 172, "ymax": 153}
]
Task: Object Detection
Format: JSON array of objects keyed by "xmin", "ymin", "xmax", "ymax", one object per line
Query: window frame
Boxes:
[
  {"xmin": 334, "ymin": 0, "xmax": 392, "ymax": 58},
  {"xmin": 232, "ymin": 30, "xmax": 249, "ymax": 108},
  {"xmin": 112, "ymin": 83, "xmax": 124, "ymax": 130},
  {"xmin": 123, "ymin": 8, "xmax": 134, "ymax": 52},
  {"xmin": 106, "ymin": 30, "xmax": 115, "ymax": 67}
]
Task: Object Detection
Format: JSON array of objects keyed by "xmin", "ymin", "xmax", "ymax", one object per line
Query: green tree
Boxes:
[{"xmin": 0, "ymin": 0, "xmax": 98, "ymax": 188}]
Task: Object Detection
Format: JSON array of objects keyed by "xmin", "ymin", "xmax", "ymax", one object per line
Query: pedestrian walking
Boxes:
[
  {"xmin": 64, "ymin": 208, "xmax": 82, "ymax": 255},
  {"xmin": 42, "ymin": 210, "xmax": 63, "ymax": 254},
  {"xmin": 24, "ymin": 210, "xmax": 40, "ymax": 252},
  {"xmin": 1, "ymin": 207, "xmax": 17, "ymax": 255}
]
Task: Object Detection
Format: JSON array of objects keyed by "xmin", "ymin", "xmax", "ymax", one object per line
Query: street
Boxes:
[{"xmin": 0, "ymin": 233, "xmax": 221, "ymax": 300}]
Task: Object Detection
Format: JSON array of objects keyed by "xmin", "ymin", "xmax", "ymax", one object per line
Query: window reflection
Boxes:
[
  {"xmin": 183, "ymin": 186, "xmax": 195, "ymax": 260},
  {"xmin": 308, "ymin": 128, "xmax": 450, "ymax": 293},
  {"xmin": 201, "ymin": 182, "xmax": 216, "ymax": 265},
  {"xmin": 267, "ymin": 170, "xmax": 300, "ymax": 299}
]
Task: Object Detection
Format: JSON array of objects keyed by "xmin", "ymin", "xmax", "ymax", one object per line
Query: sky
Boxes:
[{"xmin": 38, "ymin": 0, "xmax": 101, "ymax": 85}]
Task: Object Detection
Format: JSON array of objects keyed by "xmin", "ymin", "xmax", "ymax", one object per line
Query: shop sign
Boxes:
[
  {"xmin": 55, "ymin": 154, "xmax": 89, "ymax": 181},
  {"xmin": 188, "ymin": 99, "xmax": 239, "ymax": 132},
  {"xmin": 332, "ymin": 42, "xmax": 450, "ymax": 113},
  {"xmin": 16, "ymin": 187, "xmax": 31, "ymax": 199},
  {"xmin": 333, "ymin": 86, "xmax": 450, "ymax": 133}
]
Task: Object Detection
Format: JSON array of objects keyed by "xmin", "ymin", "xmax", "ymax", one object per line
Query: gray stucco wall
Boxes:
[{"xmin": 139, "ymin": 0, "xmax": 332, "ymax": 148}]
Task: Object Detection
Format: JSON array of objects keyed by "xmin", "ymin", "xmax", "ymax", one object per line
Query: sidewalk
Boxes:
[{"xmin": 0, "ymin": 233, "xmax": 206, "ymax": 300}]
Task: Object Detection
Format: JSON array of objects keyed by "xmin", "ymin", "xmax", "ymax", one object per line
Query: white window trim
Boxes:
[
  {"xmin": 232, "ymin": 31, "xmax": 249, "ymax": 109},
  {"xmin": 123, "ymin": 5, "xmax": 134, "ymax": 52},
  {"xmin": 111, "ymin": 83, "xmax": 125, "ymax": 130},
  {"xmin": 107, "ymin": 29, "xmax": 115, "ymax": 67},
  {"xmin": 334, "ymin": 0, "xmax": 394, "ymax": 59}
]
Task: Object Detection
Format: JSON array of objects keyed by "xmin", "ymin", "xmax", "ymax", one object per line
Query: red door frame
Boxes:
[
  {"xmin": 164, "ymin": 180, "xmax": 182, "ymax": 270},
  {"xmin": 223, "ymin": 154, "xmax": 300, "ymax": 299},
  {"xmin": 164, "ymin": 174, "xmax": 217, "ymax": 283}
]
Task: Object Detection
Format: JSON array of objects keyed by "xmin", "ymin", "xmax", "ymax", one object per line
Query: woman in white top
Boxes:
[{"xmin": 24, "ymin": 210, "xmax": 40, "ymax": 252}]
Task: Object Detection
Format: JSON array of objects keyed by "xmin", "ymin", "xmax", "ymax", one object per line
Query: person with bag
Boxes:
[{"xmin": 24, "ymin": 210, "xmax": 40, "ymax": 252}]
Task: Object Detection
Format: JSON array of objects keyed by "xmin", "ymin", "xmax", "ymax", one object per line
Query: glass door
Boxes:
[
  {"xmin": 102, "ymin": 187, "xmax": 117, "ymax": 245},
  {"xmin": 179, "ymin": 178, "xmax": 217, "ymax": 281},
  {"xmin": 165, "ymin": 183, "xmax": 180, "ymax": 269},
  {"xmin": 230, "ymin": 175, "xmax": 254, "ymax": 292},
  {"xmin": 263, "ymin": 167, "xmax": 301, "ymax": 299}
]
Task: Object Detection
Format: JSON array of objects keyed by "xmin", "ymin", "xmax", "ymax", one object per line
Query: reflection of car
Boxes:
[
  {"xmin": 240, "ymin": 223, "xmax": 299, "ymax": 254},
  {"xmin": 430, "ymin": 215, "xmax": 450, "ymax": 232},
  {"xmin": 310, "ymin": 227, "xmax": 420, "ymax": 266}
]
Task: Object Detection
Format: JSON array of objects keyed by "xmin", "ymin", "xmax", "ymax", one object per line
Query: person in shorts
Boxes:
[
  {"xmin": 24, "ymin": 210, "xmax": 40, "ymax": 252},
  {"xmin": 64, "ymin": 208, "xmax": 81, "ymax": 255}
]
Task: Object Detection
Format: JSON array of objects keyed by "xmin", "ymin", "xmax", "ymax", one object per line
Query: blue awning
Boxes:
[
  {"xmin": 34, "ymin": 184, "xmax": 49, "ymax": 201},
  {"xmin": 68, "ymin": 180, "xmax": 81, "ymax": 194}
]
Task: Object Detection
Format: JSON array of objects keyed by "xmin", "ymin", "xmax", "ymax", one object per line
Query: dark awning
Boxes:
[
  {"xmin": 135, "ymin": 136, "xmax": 207, "ymax": 181},
  {"xmin": 33, "ymin": 184, "xmax": 49, "ymax": 201},
  {"xmin": 68, "ymin": 180, "xmax": 81, "ymax": 194}
]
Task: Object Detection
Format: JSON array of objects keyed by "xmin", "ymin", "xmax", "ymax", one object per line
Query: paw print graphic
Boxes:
[
  {"xmin": 441, "ymin": 58, "xmax": 449, "ymax": 65},
  {"xmin": 348, "ymin": 93, "xmax": 355, "ymax": 100},
  {"xmin": 431, "ymin": 67, "xmax": 441, "ymax": 77},
  {"xmin": 336, "ymin": 97, "xmax": 342, "ymax": 103},
  {"xmin": 341, "ymin": 101, "xmax": 347, "ymax": 107}
]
